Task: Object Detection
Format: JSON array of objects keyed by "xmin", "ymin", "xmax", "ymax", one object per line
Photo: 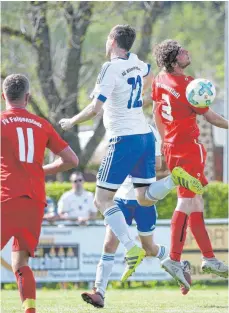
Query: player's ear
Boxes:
[
  {"xmin": 111, "ymin": 38, "xmax": 117, "ymax": 48},
  {"xmin": 2, "ymin": 92, "xmax": 6, "ymax": 100}
]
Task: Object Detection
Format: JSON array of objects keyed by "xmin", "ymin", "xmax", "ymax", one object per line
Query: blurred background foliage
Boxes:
[{"xmin": 1, "ymin": 1, "xmax": 226, "ymax": 172}]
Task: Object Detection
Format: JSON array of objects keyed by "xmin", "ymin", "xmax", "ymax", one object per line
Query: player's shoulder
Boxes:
[
  {"xmin": 128, "ymin": 52, "xmax": 138, "ymax": 61},
  {"xmin": 153, "ymin": 71, "xmax": 165, "ymax": 82},
  {"xmin": 97, "ymin": 61, "xmax": 115, "ymax": 83},
  {"xmin": 100, "ymin": 61, "xmax": 116, "ymax": 73},
  {"xmin": 128, "ymin": 53, "xmax": 147, "ymax": 66},
  {"xmin": 0, "ymin": 110, "xmax": 7, "ymax": 120},
  {"xmin": 186, "ymin": 75, "xmax": 194, "ymax": 82}
]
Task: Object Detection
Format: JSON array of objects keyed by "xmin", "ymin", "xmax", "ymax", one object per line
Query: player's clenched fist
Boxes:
[{"xmin": 59, "ymin": 118, "xmax": 73, "ymax": 131}]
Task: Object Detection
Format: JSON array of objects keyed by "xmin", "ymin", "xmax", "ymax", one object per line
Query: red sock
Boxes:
[
  {"xmin": 15, "ymin": 266, "xmax": 36, "ymax": 313},
  {"xmin": 170, "ymin": 211, "xmax": 189, "ymax": 261},
  {"xmin": 189, "ymin": 212, "xmax": 215, "ymax": 258}
]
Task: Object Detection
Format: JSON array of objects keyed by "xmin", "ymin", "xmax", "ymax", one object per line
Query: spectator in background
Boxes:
[
  {"xmin": 43, "ymin": 197, "xmax": 57, "ymax": 222},
  {"xmin": 57, "ymin": 171, "xmax": 97, "ymax": 224}
]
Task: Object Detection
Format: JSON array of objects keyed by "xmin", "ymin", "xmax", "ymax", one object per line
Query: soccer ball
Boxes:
[{"xmin": 186, "ymin": 78, "xmax": 216, "ymax": 108}]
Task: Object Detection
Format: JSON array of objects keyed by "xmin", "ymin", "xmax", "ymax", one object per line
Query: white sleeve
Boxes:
[
  {"xmin": 57, "ymin": 195, "xmax": 68, "ymax": 214},
  {"xmin": 90, "ymin": 62, "xmax": 116, "ymax": 102},
  {"xmin": 138, "ymin": 60, "xmax": 151, "ymax": 77}
]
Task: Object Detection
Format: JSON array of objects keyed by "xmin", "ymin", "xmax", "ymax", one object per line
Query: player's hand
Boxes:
[{"xmin": 59, "ymin": 118, "xmax": 73, "ymax": 131}]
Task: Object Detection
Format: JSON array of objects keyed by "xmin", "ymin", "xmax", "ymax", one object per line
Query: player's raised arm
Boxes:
[
  {"xmin": 203, "ymin": 108, "xmax": 229, "ymax": 129},
  {"xmin": 60, "ymin": 61, "xmax": 116, "ymax": 131},
  {"xmin": 59, "ymin": 98, "xmax": 104, "ymax": 131}
]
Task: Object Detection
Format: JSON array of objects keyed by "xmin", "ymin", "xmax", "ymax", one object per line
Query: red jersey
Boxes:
[
  {"xmin": 1, "ymin": 108, "xmax": 68, "ymax": 203},
  {"xmin": 152, "ymin": 72, "xmax": 209, "ymax": 144}
]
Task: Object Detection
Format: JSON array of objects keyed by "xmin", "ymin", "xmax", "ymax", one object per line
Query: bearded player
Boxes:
[
  {"xmin": 1, "ymin": 74, "xmax": 79, "ymax": 313},
  {"xmin": 152, "ymin": 39, "xmax": 228, "ymax": 292}
]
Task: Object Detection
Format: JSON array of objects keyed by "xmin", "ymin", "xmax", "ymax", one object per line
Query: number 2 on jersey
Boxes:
[
  {"xmin": 16, "ymin": 127, "xmax": 34, "ymax": 163},
  {"xmin": 161, "ymin": 94, "xmax": 173, "ymax": 121},
  {"xmin": 127, "ymin": 75, "xmax": 142, "ymax": 109}
]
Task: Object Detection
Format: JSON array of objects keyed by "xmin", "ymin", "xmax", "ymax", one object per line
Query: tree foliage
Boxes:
[{"xmin": 1, "ymin": 1, "xmax": 225, "ymax": 173}]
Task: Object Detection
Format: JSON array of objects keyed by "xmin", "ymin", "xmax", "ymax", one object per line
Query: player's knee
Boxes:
[
  {"xmin": 11, "ymin": 251, "xmax": 29, "ymax": 273},
  {"xmin": 137, "ymin": 197, "xmax": 154, "ymax": 207},
  {"xmin": 192, "ymin": 195, "xmax": 204, "ymax": 212},
  {"xmin": 11, "ymin": 258, "xmax": 29, "ymax": 273}
]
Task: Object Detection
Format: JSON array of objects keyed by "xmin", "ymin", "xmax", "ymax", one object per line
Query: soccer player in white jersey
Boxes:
[
  {"xmin": 81, "ymin": 127, "xmax": 191, "ymax": 308},
  {"xmin": 59, "ymin": 25, "xmax": 203, "ymax": 282},
  {"xmin": 81, "ymin": 126, "xmax": 166, "ymax": 307}
]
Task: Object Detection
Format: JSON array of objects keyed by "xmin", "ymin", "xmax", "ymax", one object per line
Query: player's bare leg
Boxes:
[
  {"xmin": 188, "ymin": 197, "xmax": 228, "ymax": 278},
  {"xmin": 139, "ymin": 235, "xmax": 168, "ymax": 261},
  {"xmin": 82, "ymin": 228, "xmax": 170, "ymax": 308},
  {"xmin": 162, "ymin": 195, "xmax": 228, "ymax": 290},
  {"xmin": 135, "ymin": 167, "xmax": 203, "ymax": 208},
  {"xmin": 81, "ymin": 225, "xmax": 119, "ymax": 308},
  {"xmin": 11, "ymin": 251, "xmax": 36, "ymax": 313},
  {"xmin": 94, "ymin": 187, "xmax": 145, "ymax": 282}
]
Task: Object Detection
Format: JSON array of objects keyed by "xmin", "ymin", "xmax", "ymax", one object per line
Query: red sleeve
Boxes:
[{"xmin": 46, "ymin": 123, "xmax": 68, "ymax": 154}]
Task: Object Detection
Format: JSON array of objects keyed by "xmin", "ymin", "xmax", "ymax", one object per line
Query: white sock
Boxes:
[
  {"xmin": 156, "ymin": 245, "xmax": 169, "ymax": 261},
  {"xmin": 145, "ymin": 176, "xmax": 176, "ymax": 201},
  {"xmin": 95, "ymin": 253, "xmax": 115, "ymax": 296},
  {"xmin": 103, "ymin": 206, "xmax": 135, "ymax": 251}
]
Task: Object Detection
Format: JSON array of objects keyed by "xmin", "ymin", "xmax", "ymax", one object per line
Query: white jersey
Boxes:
[
  {"xmin": 115, "ymin": 126, "xmax": 161, "ymax": 200},
  {"xmin": 91, "ymin": 53, "xmax": 151, "ymax": 137},
  {"xmin": 57, "ymin": 190, "xmax": 97, "ymax": 219}
]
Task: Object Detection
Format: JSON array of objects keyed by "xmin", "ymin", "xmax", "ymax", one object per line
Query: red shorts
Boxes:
[
  {"xmin": 1, "ymin": 196, "xmax": 45, "ymax": 257},
  {"xmin": 164, "ymin": 140, "xmax": 208, "ymax": 198}
]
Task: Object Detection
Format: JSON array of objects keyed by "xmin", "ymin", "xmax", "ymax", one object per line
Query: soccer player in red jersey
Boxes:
[
  {"xmin": 152, "ymin": 40, "xmax": 228, "ymax": 291},
  {"xmin": 1, "ymin": 74, "xmax": 79, "ymax": 313}
]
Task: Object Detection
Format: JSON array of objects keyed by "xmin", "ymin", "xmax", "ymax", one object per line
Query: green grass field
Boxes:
[{"xmin": 1, "ymin": 287, "xmax": 228, "ymax": 313}]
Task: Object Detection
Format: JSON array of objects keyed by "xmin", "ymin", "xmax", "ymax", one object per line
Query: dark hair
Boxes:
[
  {"xmin": 3, "ymin": 74, "xmax": 30, "ymax": 101},
  {"xmin": 153, "ymin": 39, "xmax": 181, "ymax": 73},
  {"xmin": 109, "ymin": 25, "xmax": 136, "ymax": 51}
]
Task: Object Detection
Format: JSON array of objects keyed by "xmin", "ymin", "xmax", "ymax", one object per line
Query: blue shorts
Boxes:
[
  {"xmin": 114, "ymin": 198, "xmax": 158, "ymax": 236},
  {"xmin": 97, "ymin": 132, "xmax": 155, "ymax": 190}
]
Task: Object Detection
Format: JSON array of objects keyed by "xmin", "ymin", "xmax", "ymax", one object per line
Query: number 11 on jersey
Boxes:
[{"xmin": 16, "ymin": 127, "xmax": 34, "ymax": 163}]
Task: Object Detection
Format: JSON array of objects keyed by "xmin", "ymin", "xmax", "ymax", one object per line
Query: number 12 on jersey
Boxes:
[
  {"xmin": 16, "ymin": 127, "xmax": 34, "ymax": 163},
  {"xmin": 127, "ymin": 75, "xmax": 143, "ymax": 109}
]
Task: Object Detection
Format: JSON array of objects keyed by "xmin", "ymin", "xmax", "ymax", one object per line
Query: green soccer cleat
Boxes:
[
  {"xmin": 121, "ymin": 245, "xmax": 146, "ymax": 282},
  {"xmin": 171, "ymin": 167, "xmax": 204, "ymax": 195}
]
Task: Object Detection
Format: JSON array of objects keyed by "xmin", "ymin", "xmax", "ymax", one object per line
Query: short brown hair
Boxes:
[
  {"xmin": 3, "ymin": 74, "xmax": 30, "ymax": 101},
  {"xmin": 109, "ymin": 25, "xmax": 136, "ymax": 51},
  {"xmin": 153, "ymin": 39, "xmax": 181, "ymax": 73},
  {"xmin": 70, "ymin": 171, "xmax": 84, "ymax": 181}
]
